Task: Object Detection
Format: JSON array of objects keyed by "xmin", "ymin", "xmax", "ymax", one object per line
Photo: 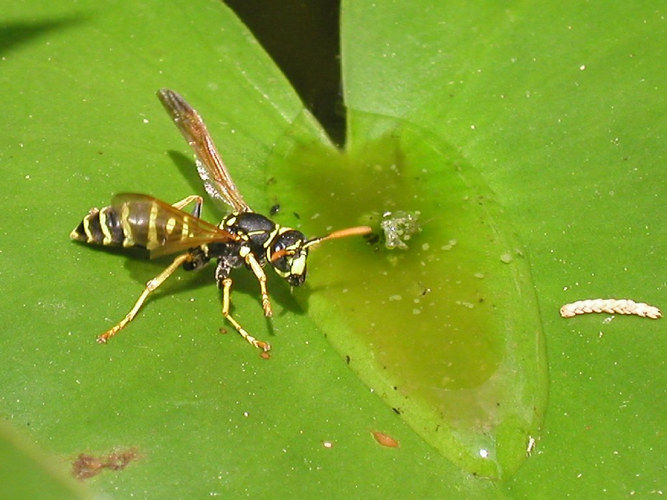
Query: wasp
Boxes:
[{"xmin": 70, "ymin": 89, "xmax": 371, "ymax": 353}]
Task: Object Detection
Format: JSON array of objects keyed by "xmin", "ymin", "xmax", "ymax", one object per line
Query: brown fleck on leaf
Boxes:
[
  {"xmin": 371, "ymin": 431, "xmax": 400, "ymax": 448},
  {"xmin": 72, "ymin": 448, "xmax": 139, "ymax": 480}
]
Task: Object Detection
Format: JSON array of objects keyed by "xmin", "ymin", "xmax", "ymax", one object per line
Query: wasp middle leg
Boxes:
[{"xmin": 220, "ymin": 277, "xmax": 271, "ymax": 352}]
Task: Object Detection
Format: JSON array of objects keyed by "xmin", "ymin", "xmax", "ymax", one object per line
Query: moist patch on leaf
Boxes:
[{"xmin": 266, "ymin": 111, "xmax": 547, "ymax": 479}]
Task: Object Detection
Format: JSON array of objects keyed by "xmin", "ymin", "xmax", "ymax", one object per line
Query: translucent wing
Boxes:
[
  {"xmin": 157, "ymin": 88, "xmax": 251, "ymax": 213},
  {"xmin": 111, "ymin": 193, "xmax": 239, "ymax": 258}
]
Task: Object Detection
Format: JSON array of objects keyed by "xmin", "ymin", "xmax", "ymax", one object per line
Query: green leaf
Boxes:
[
  {"xmin": 341, "ymin": 0, "xmax": 665, "ymax": 494},
  {"xmin": 0, "ymin": 0, "xmax": 664, "ymax": 497},
  {"xmin": 0, "ymin": 422, "xmax": 86, "ymax": 500}
]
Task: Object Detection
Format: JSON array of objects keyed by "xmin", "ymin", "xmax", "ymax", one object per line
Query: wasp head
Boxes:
[
  {"xmin": 269, "ymin": 229, "xmax": 309, "ymax": 286},
  {"xmin": 269, "ymin": 224, "xmax": 373, "ymax": 287}
]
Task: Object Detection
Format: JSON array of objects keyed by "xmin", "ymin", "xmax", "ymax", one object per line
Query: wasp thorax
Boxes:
[{"xmin": 269, "ymin": 229, "xmax": 309, "ymax": 286}]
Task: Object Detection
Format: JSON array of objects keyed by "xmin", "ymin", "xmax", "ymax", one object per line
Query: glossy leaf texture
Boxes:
[
  {"xmin": 267, "ymin": 111, "xmax": 546, "ymax": 478},
  {"xmin": 0, "ymin": 0, "xmax": 664, "ymax": 498},
  {"xmin": 339, "ymin": 0, "xmax": 664, "ymax": 495}
]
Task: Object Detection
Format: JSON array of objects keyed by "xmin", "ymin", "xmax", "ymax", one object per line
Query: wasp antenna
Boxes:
[
  {"xmin": 270, "ymin": 248, "xmax": 289, "ymax": 263},
  {"xmin": 305, "ymin": 225, "xmax": 372, "ymax": 249},
  {"xmin": 324, "ymin": 225, "xmax": 373, "ymax": 240}
]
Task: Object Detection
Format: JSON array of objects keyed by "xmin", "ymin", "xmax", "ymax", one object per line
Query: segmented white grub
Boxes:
[{"xmin": 560, "ymin": 299, "xmax": 661, "ymax": 319}]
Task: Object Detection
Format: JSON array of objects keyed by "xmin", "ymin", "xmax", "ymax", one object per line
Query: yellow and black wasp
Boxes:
[{"xmin": 70, "ymin": 89, "xmax": 371, "ymax": 353}]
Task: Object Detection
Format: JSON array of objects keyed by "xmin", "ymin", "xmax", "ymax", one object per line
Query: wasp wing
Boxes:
[
  {"xmin": 157, "ymin": 89, "xmax": 251, "ymax": 213},
  {"xmin": 111, "ymin": 193, "xmax": 239, "ymax": 259}
]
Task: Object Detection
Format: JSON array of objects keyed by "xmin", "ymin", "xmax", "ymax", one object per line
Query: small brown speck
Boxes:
[
  {"xmin": 72, "ymin": 448, "xmax": 139, "ymax": 480},
  {"xmin": 371, "ymin": 431, "xmax": 399, "ymax": 448}
]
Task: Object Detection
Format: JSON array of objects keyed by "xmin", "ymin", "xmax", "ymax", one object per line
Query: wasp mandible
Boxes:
[{"xmin": 71, "ymin": 89, "xmax": 371, "ymax": 353}]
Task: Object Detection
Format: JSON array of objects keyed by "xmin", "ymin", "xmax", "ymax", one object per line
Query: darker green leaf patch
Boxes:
[{"xmin": 267, "ymin": 111, "xmax": 547, "ymax": 478}]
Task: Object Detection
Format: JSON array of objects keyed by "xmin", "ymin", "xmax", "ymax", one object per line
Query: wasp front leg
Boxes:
[{"xmin": 243, "ymin": 251, "xmax": 273, "ymax": 318}]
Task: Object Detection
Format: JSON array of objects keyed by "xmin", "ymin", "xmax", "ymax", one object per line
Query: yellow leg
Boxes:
[
  {"xmin": 97, "ymin": 253, "xmax": 191, "ymax": 343},
  {"xmin": 221, "ymin": 277, "xmax": 270, "ymax": 352},
  {"xmin": 244, "ymin": 253, "xmax": 273, "ymax": 317},
  {"xmin": 171, "ymin": 195, "xmax": 204, "ymax": 217}
]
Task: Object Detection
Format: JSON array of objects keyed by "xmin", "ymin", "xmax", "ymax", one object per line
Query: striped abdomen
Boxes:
[
  {"xmin": 70, "ymin": 206, "xmax": 126, "ymax": 247},
  {"xmin": 70, "ymin": 193, "xmax": 233, "ymax": 258}
]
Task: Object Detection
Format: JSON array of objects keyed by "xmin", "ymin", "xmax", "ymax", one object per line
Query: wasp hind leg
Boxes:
[
  {"xmin": 170, "ymin": 195, "xmax": 204, "ymax": 218},
  {"xmin": 220, "ymin": 277, "xmax": 271, "ymax": 352},
  {"xmin": 97, "ymin": 253, "xmax": 192, "ymax": 343}
]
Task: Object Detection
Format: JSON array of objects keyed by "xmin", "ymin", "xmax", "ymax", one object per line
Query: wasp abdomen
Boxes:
[{"xmin": 70, "ymin": 206, "xmax": 127, "ymax": 247}]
